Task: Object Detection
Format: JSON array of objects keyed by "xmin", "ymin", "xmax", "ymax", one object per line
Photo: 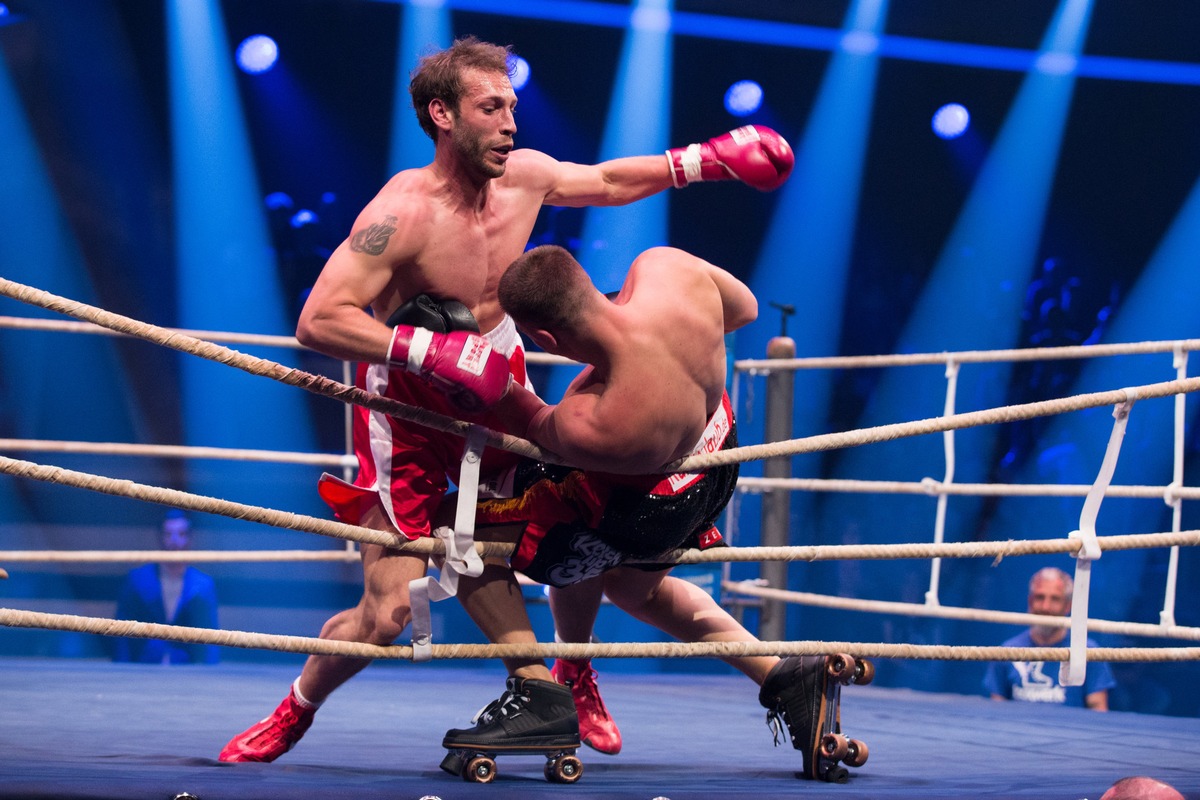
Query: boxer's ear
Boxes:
[{"xmin": 527, "ymin": 327, "xmax": 558, "ymax": 353}]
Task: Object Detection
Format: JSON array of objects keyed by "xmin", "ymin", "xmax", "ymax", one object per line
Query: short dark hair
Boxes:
[
  {"xmin": 498, "ymin": 245, "xmax": 590, "ymax": 332},
  {"xmin": 409, "ymin": 36, "xmax": 513, "ymax": 141}
]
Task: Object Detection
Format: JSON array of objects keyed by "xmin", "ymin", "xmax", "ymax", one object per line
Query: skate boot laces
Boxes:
[
  {"xmin": 758, "ymin": 656, "xmax": 820, "ymax": 749},
  {"xmin": 765, "ymin": 706, "xmax": 790, "ymax": 747},
  {"xmin": 471, "ymin": 680, "xmax": 532, "ymax": 726}
]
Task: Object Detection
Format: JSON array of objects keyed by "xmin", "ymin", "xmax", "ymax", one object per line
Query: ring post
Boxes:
[{"xmin": 760, "ymin": 334, "xmax": 795, "ymax": 642}]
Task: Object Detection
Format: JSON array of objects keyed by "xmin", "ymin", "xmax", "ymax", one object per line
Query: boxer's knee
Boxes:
[
  {"xmin": 603, "ymin": 567, "xmax": 666, "ymax": 612},
  {"xmin": 326, "ymin": 593, "xmax": 410, "ymax": 646},
  {"xmin": 361, "ymin": 594, "xmax": 412, "ymax": 644}
]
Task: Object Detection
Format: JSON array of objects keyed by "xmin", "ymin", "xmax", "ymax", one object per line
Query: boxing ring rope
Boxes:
[
  {"xmin": 2, "ymin": 606, "xmax": 1199, "ymax": 664},
  {"xmin": 664, "ymin": 374, "xmax": 1200, "ymax": 471},
  {"xmin": 0, "ymin": 453, "xmax": 515, "ymax": 559},
  {"xmin": 2, "ymin": 440, "xmax": 1196, "ymax": 565},
  {"xmin": 734, "ymin": 476, "xmax": 1200, "ymax": 500},
  {"xmin": 0, "ymin": 439, "xmax": 354, "ymax": 468},
  {"xmin": 722, "ymin": 581, "xmax": 1200, "ymax": 642},
  {"xmin": 1, "ymin": 278, "xmax": 1198, "ymax": 672},
  {"xmin": 2, "ymin": 449, "xmax": 1198, "ymax": 666},
  {"xmin": 0, "ymin": 279, "xmax": 552, "ymax": 464}
]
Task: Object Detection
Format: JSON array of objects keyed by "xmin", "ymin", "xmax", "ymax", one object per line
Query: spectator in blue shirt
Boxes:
[{"xmin": 983, "ymin": 567, "xmax": 1115, "ymax": 710}]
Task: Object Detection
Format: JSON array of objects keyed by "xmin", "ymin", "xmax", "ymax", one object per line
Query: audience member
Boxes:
[
  {"xmin": 113, "ymin": 510, "xmax": 219, "ymax": 664},
  {"xmin": 983, "ymin": 566, "xmax": 1115, "ymax": 710}
]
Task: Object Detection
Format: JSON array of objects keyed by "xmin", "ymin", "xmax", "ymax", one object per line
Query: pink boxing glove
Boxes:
[
  {"xmin": 388, "ymin": 326, "xmax": 512, "ymax": 412},
  {"xmin": 666, "ymin": 125, "xmax": 794, "ymax": 191}
]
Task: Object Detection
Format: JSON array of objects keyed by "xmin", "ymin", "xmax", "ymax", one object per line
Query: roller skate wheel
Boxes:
[
  {"xmin": 546, "ymin": 753, "xmax": 584, "ymax": 783},
  {"xmin": 845, "ymin": 738, "xmax": 869, "ymax": 768},
  {"xmin": 820, "ymin": 732, "xmax": 849, "ymax": 760},
  {"xmin": 464, "ymin": 755, "xmax": 497, "ymax": 783},
  {"xmin": 853, "ymin": 658, "xmax": 875, "ymax": 685},
  {"xmin": 827, "ymin": 654, "xmax": 857, "ymax": 683}
]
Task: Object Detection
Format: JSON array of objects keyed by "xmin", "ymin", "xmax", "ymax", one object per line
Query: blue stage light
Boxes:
[
  {"xmin": 724, "ymin": 79, "xmax": 763, "ymax": 117},
  {"xmin": 932, "ymin": 102, "xmax": 970, "ymax": 139},
  {"xmin": 0, "ymin": 3, "xmax": 21, "ymax": 26},
  {"xmin": 263, "ymin": 191, "xmax": 293, "ymax": 210},
  {"xmin": 508, "ymin": 55, "xmax": 531, "ymax": 90},
  {"xmin": 290, "ymin": 209, "xmax": 318, "ymax": 228},
  {"xmin": 236, "ymin": 35, "xmax": 278, "ymax": 75}
]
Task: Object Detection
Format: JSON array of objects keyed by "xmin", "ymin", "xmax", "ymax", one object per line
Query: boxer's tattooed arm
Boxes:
[{"xmin": 349, "ymin": 215, "xmax": 398, "ymax": 256}]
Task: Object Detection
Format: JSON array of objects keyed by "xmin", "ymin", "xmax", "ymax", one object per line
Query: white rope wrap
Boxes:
[
  {"xmin": 409, "ymin": 426, "xmax": 487, "ymax": 662},
  {"xmin": 1060, "ymin": 397, "xmax": 1131, "ymax": 686},
  {"xmin": 926, "ymin": 359, "xmax": 960, "ymax": 607}
]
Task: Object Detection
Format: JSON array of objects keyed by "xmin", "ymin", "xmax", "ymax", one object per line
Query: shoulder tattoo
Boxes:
[{"xmin": 349, "ymin": 214, "xmax": 398, "ymax": 256}]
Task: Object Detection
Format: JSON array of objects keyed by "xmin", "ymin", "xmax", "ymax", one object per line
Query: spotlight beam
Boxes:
[
  {"xmin": 390, "ymin": 4, "xmax": 450, "ymax": 174},
  {"xmin": 378, "ymin": 0, "xmax": 1200, "ymax": 85},
  {"xmin": 166, "ymin": 0, "xmax": 316, "ymax": 514},
  {"xmin": 817, "ymin": 1, "xmax": 1096, "ymax": 632}
]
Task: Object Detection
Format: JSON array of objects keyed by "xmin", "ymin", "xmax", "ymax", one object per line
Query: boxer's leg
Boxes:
[
  {"xmin": 548, "ymin": 578, "xmax": 622, "ymax": 755},
  {"xmin": 602, "ymin": 566, "xmax": 778, "ymax": 684},
  {"xmin": 219, "ymin": 504, "xmax": 426, "ymax": 762}
]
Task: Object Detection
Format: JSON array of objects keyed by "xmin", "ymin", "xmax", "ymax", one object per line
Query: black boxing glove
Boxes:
[{"xmin": 386, "ymin": 294, "xmax": 479, "ymax": 333}]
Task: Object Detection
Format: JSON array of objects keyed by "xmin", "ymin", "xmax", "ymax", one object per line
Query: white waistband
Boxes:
[{"xmin": 484, "ymin": 315, "xmax": 518, "ymax": 358}]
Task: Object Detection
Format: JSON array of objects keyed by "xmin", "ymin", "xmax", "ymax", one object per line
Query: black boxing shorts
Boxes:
[{"xmin": 476, "ymin": 392, "xmax": 737, "ymax": 587}]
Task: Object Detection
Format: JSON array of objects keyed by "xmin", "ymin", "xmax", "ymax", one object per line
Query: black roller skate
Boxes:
[
  {"xmin": 441, "ymin": 677, "xmax": 583, "ymax": 784},
  {"xmin": 758, "ymin": 654, "xmax": 873, "ymax": 782}
]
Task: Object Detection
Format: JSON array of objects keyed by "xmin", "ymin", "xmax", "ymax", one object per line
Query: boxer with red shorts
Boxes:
[
  {"xmin": 218, "ymin": 34, "xmax": 794, "ymax": 768},
  {"xmin": 317, "ymin": 301, "xmax": 535, "ymax": 538}
]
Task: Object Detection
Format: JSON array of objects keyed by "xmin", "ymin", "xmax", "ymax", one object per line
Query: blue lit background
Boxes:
[{"xmin": 1, "ymin": 0, "xmax": 1198, "ymax": 715}]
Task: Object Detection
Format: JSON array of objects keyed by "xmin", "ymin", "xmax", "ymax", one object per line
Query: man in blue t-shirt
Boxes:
[{"xmin": 983, "ymin": 567, "xmax": 1116, "ymax": 710}]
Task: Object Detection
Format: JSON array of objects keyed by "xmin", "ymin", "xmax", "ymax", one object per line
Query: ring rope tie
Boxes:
[{"xmin": 1061, "ymin": 395, "xmax": 1132, "ymax": 686}]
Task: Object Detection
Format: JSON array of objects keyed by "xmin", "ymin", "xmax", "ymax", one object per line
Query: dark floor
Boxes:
[{"xmin": 2, "ymin": 657, "xmax": 1197, "ymax": 800}]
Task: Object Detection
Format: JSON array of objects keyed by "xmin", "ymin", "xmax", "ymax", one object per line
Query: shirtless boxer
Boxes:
[
  {"xmin": 217, "ymin": 36, "xmax": 794, "ymax": 763},
  {"xmin": 439, "ymin": 245, "xmax": 856, "ymax": 781}
]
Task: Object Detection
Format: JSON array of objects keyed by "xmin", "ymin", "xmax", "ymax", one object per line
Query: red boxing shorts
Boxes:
[
  {"xmin": 317, "ymin": 315, "xmax": 533, "ymax": 539},
  {"xmin": 477, "ymin": 392, "xmax": 737, "ymax": 587}
]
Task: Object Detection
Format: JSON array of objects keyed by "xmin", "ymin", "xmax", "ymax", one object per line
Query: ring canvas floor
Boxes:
[{"xmin": 2, "ymin": 657, "xmax": 1196, "ymax": 800}]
